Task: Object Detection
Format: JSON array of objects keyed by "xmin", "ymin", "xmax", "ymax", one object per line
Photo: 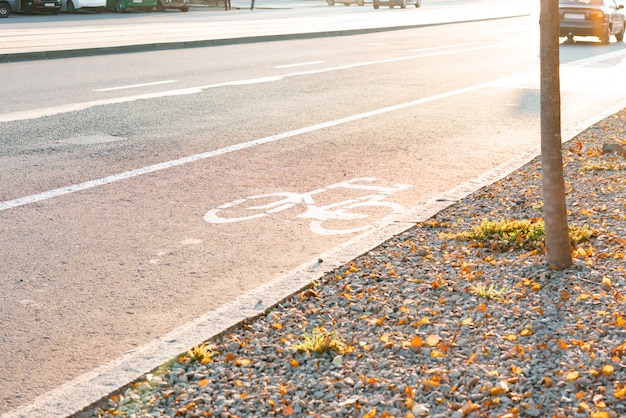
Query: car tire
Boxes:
[
  {"xmin": 115, "ymin": 0, "xmax": 124, "ymax": 12},
  {"xmin": 357, "ymin": 0, "xmax": 364, "ymax": 5},
  {"xmin": 373, "ymin": 0, "xmax": 379, "ymax": 8},
  {"xmin": 599, "ymin": 25, "xmax": 611, "ymax": 44},
  {"xmin": 67, "ymin": 0, "xmax": 76, "ymax": 13},
  {"xmin": 0, "ymin": 2, "xmax": 10, "ymax": 17},
  {"xmin": 327, "ymin": 0, "xmax": 334, "ymax": 5},
  {"xmin": 400, "ymin": 0, "xmax": 406, "ymax": 8},
  {"xmin": 616, "ymin": 23, "xmax": 625, "ymax": 42},
  {"xmin": 156, "ymin": 1, "xmax": 165, "ymax": 11},
  {"xmin": 415, "ymin": 0, "xmax": 421, "ymax": 7},
  {"xmin": 180, "ymin": 5, "xmax": 188, "ymax": 11},
  {"xmin": 344, "ymin": 2, "xmax": 350, "ymax": 5}
]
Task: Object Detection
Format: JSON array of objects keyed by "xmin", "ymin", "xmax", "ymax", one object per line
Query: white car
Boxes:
[
  {"xmin": 61, "ymin": 0, "xmax": 105, "ymax": 13},
  {"xmin": 327, "ymin": 0, "xmax": 365, "ymax": 6}
]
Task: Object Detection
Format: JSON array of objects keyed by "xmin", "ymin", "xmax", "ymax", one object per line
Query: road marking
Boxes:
[
  {"xmin": 0, "ymin": 40, "xmax": 524, "ymax": 123},
  {"xmin": 406, "ymin": 41, "xmax": 483, "ymax": 52},
  {"xmin": 274, "ymin": 60, "xmax": 326, "ymax": 68},
  {"xmin": 94, "ymin": 80, "xmax": 178, "ymax": 92},
  {"xmin": 0, "ymin": 79, "xmax": 496, "ymax": 213}
]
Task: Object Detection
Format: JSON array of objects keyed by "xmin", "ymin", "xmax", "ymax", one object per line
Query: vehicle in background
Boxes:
[
  {"xmin": 155, "ymin": 0, "xmax": 189, "ymax": 12},
  {"xmin": 61, "ymin": 0, "xmax": 105, "ymax": 13},
  {"xmin": 373, "ymin": 0, "xmax": 420, "ymax": 9},
  {"xmin": 326, "ymin": 0, "xmax": 365, "ymax": 6},
  {"xmin": 559, "ymin": 0, "xmax": 625, "ymax": 44},
  {"xmin": 0, "ymin": 0, "xmax": 17, "ymax": 17},
  {"xmin": 107, "ymin": 0, "xmax": 154, "ymax": 11},
  {"xmin": 26, "ymin": 0, "xmax": 62, "ymax": 13}
]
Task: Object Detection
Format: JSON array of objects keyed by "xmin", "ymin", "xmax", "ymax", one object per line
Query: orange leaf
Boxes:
[
  {"xmin": 503, "ymin": 334, "xmax": 517, "ymax": 341},
  {"xmin": 520, "ymin": 329, "xmax": 533, "ymax": 337},
  {"xmin": 476, "ymin": 303, "xmax": 486, "ymax": 312},
  {"xmin": 362, "ymin": 410, "xmax": 377, "ymax": 418},
  {"xmin": 198, "ymin": 379, "xmax": 209, "ymax": 387},
  {"xmin": 614, "ymin": 385, "xmax": 626, "ymax": 399},
  {"xmin": 283, "ymin": 405, "xmax": 294, "ymax": 416},
  {"xmin": 271, "ymin": 323, "xmax": 283, "ymax": 330},
  {"xmin": 602, "ymin": 364, "xmax": 614, "ymax": 377},
  {"xmin": 290, "ymin": 359, "xmax": 299, "ymax": 367},
  {"xmin": 557, "ymin": 339, "xmax": 570, "ymax": 349},
  {"xmin": 466, "ymin": 352, "xmax": 477, "ymax": 365},
  {"xmin": 411, "ymin": 336, "xmax": 423, "ymax": 347}
]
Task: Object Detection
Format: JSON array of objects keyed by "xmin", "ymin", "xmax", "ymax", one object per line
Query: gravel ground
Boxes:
[{"xmin": 82, "ymin": 109, "xmax": 625, "ymax": 418}]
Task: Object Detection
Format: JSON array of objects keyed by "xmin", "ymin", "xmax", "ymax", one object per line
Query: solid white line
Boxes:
[
  {"xmin": 406, "ymin": 41, "xmax": 483, "ymax": 52},
  {"xmin": 274, "ymin": 60, "xmax": 326, "ymax": 69},
  {"xmin": 94, "ymin": 80, "xmax": 178, "ymax": 92},
  {"xmin": 0, "ymin": 80, "xmax": 495, "ymax": 213}
]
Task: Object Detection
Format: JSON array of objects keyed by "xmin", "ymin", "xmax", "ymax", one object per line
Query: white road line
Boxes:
[
  {"xmin": 406, "ymin": 41, "xmax": 483, "ymax": 52},
  {"xmin": 0, "ymin": 41, "xmax": 523, "ymax": 123},
  {"xmin": 94, "ymin": 80, "xmax": 178, "ymax": 92},
  {"xmin": 0, "ymin": 79, "xmax": 497, "ymax": 213},
  {"xmin": 274, "ymin": 60, "xmax": 326, "ymax": 68}
]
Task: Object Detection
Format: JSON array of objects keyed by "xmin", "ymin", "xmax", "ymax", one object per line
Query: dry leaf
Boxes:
[{"xmin": 426, "ymin": 335, "xmax": 441, "ymax": 347}]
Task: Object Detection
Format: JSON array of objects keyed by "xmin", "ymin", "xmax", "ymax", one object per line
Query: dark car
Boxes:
[
  {"xmin": 19, "ymin": 0, "xmax": 61, "ymax": 13},
  {"xmin": 559, "ymin": 0, "xmax": 625, "ymax": 43}
]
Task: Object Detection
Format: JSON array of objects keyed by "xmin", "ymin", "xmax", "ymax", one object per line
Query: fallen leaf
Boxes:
[
  {"xmin": 567, "ymin": 371, "xmax": 580, "ymax": 381},
  {"xmin": 411, "ymin": 336, "xmax": 423, "ymax": 347},
  {"xmin": 602, "ymin": 364, "xmax": 614, "ymax": 377},
  {"xmin": 426, "ymin": 335, "xmax": 441, "ymax": 347}
]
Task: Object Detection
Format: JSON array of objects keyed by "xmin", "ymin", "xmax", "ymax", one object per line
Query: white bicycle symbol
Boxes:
[{"xmin": 204, "ymin": 177, "xmax": 412, "ymax": 236}]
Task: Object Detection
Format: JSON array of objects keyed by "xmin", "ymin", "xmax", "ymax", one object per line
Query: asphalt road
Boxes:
[{"xmin": 2, "ymin": 2, "xmax": 626, "ymax": 416}]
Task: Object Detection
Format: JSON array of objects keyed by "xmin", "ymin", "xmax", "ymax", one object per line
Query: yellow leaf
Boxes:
[
  {"xmin": 272, "ymin": 323, "xmax": 283, "ymax": 330},
  {"xmin": 567, "ymin": 371, "xmax": 580, "ymax": 381},
  {"xmin": 602, "ymin": 276, "xmax": 612, "ymax": 287},
  {"xmin": 234, "ymin": 358, "xmax": 251, "ymax": 366},
  {"xmin": 430, "ymin": 350, "xmax": 445, "ymax": 358},
  {"xmin": 602, "ymin": 364, "xmax": 614, "ymax": 376},
  {"xmin": 592, "ymin": 412, "xmax": 610, "ymax": 418},
  {"xmin": 503, "ymin": 334, "xmax": 517, "ymax": 341},
  {"xmin": 426, "ymin": 335, "xmax": 441, "ymax": 347},
  {"xmin": 380, "ymin": 335, "xmax": 390, "ymax": 343},
  {"xmin": 578, "ymin": 401, "xmax": 590, "ymax": 411},
  {"xmin": 461, "ymin": 317, "xmax": 473, "ymax": 326},
  {"xmin": 531, "ymin": 283, "xmax": 541, "ymax": 292},
  {"xmin": 520, "ymin": 329, "xmax": 533, "ymax": 337},
  {"xmin": 615, "ymin": 385, "xmax": 626, "ymax": 399},
  {"xmin": 466, "ymin": 352, "xmax": 477, "ymax": 365}
]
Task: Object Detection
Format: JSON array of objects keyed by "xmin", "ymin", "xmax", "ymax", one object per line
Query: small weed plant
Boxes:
[
  {"xmin": 441, "ymin": 218, "xmax": 593, "ymax": 252},
  {"xmin": 187, "ymin": 343, "xmax": 215, "ymax": 363},
  {"xmin": 470, "ymin": 283, "xmax": 508, "ymax": 300},
  {"xmin": 289, "ymin": 327, "xmax": 345, "ymax": 356}
]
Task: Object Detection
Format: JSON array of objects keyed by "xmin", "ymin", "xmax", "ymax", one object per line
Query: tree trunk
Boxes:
[{"xmin": 540, "ymin": 0, "xmax": 573, "ymax": 269}]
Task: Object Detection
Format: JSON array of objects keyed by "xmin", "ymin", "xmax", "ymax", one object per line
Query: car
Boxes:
[
  {"xmin": 61, "ymin": 0, "xmax": 105, "ymax": 13},
  {"xmin": 326, "ymin": 0, "xmax": 365, "ymax": 5},
  {"xmin": 155, "ymin": 0, "xmax": 189, "ymax": 12},
  {"xmin": 19, "ymin": 0, "xmax": 61, "ymax": 13},
  {"xmin": 373, "ymin": 0, "xmax": 420, "ymax": 9},
  {"xmin": 559, "ymin": 0, "xmax": 625, "ymax": 44},
  {"xmin": 0, "ymin": 0, "xmax": 17, "ymax": 17}
]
